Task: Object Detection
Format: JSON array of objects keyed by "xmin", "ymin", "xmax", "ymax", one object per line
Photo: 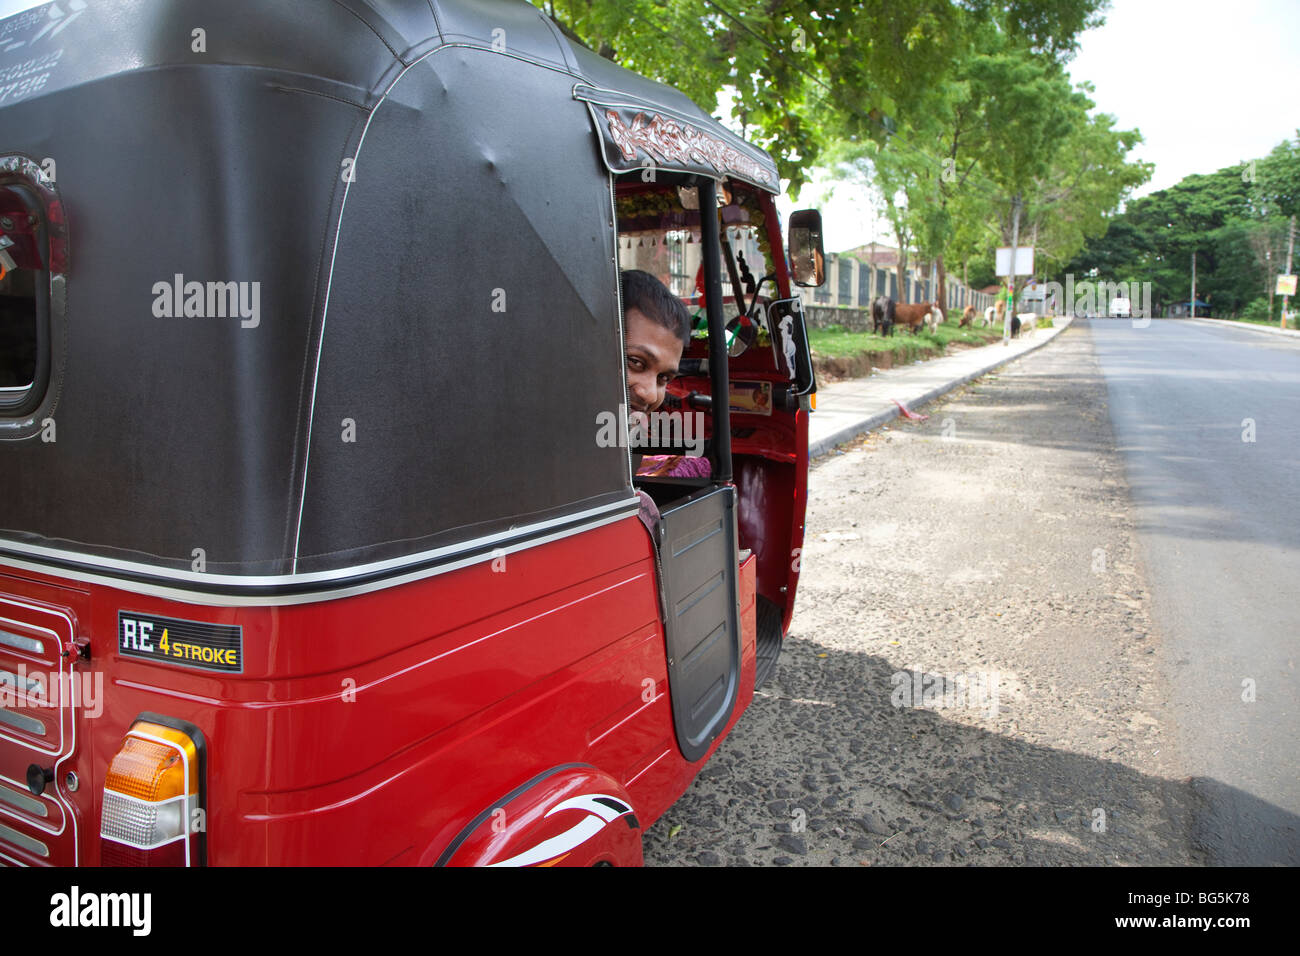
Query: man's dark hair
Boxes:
[{"xmin": 621, "ymin": 269, "xmax": 690, "ymax": 347}]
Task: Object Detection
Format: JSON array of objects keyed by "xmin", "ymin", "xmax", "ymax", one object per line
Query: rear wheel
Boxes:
[{"xmin": 754, "ymin": 595, "xmax": 784, "ymax": 689}]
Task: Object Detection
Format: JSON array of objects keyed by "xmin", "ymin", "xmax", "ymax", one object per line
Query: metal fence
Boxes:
[{"xmin": 802, "ymin": 253, "xmax": 996, "ymax": 319}]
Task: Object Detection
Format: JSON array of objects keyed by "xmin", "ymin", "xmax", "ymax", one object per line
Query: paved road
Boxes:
[
  {"xmin": 1088, "ymin": 318, "xmax": 1300, "ymax": 865},
  {"xmin": 646, "ymin": 327, "xmax": 1197, "ymax": 866}
]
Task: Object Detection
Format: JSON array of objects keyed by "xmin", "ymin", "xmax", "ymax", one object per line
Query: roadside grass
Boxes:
[
  {"xmin": 808, "ymin": 320, "xmax": 1004, "ymax": 360},
  {"xmin": 1205, "ymin": 315, "xmax": 1293, "ymax": 329}
]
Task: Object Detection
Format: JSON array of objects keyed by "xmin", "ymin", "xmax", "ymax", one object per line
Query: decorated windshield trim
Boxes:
[
  {"xmin": 606, "ymin": 110, "xmax": 775, "ymax": 189},
  {"xmin": 576, "ymin": 86, "xmax": 778, "ymax": 191}
]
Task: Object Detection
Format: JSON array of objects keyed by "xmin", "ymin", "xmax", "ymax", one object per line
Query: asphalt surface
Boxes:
[
  {"xmin": 1087, "ymin": 318, "xmax": 1300, "ymax": 865},
  {"xmin": 645, "ymin": 325, "xmax": 1197, "ymax": 866}
]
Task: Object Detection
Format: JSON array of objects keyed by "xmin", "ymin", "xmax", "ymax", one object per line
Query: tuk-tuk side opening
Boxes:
[{"xmin": 615, "ymin": 174, "xmax": 814, "ymax": 687}]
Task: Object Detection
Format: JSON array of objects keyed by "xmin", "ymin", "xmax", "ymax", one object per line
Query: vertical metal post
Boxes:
[
  {"xmin": 699, "ymin": 178, "xmax": 732, "ymax": 483},
  {"xmin": 1004, "ymin": 193, "xmax": 1021, "ymax": 344},
  {"xmin": 1283, "ymin": 215, "xmax": 1295, "ymax": 329}
]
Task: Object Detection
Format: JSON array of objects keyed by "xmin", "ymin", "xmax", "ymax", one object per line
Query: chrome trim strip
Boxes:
[
  {"xmin": 0, "ymin": 820, "xmax": 48, "ymax": 858},
  {"xmin": 0, "ymin": 783, "xmax": 46, "ymax": 817},
  {"xmin": 2, "ymin": 496, "xmax": 635, "ymax": 589},
  {"xmin": 573, "ymin": 83, "xmax": 779, "ymax": 190},
  {"xmin": 0, "ymin": 629, "xmax": 42, "ymax": 653},
  {"xmin": 0, "ymin": 502, "xmax": 639, "ymax": 607},
  {"xmin": 0, "ymin": 668, "xmax": 42, "ymax": 695},
  {"xmin": 0, "ymin": 707, "xmax": 44, "ymax": 735}
]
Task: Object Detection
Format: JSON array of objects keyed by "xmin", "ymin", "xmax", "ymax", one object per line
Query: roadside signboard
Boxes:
[
  {"xmin": 996, "ymin": 246, "xmax": 1034, "ymax": 277},
  {"xmin": 1277, "ymin": 274, "xmax": 1297, "ymax": 296}
]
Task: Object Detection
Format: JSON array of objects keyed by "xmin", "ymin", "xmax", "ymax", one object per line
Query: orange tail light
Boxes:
[{"xmin": 100, "ymin": 717, "xmax": 206, "ymax": 866}]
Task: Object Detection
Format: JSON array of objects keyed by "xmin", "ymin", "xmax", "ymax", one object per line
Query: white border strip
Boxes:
[{"xmin": 0, "ymin": 500, "xmax": 638, "ymax": 608}]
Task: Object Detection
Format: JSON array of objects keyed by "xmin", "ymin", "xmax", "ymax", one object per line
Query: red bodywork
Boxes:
[{"xmin": 0, "ymin": 524, "xmax": 757, "ymax": 866}]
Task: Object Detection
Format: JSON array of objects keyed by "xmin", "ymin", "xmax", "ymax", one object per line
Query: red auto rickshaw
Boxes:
[{"xmin": 0, "ymin": 0, "xmax": 822, "ymax": 866}]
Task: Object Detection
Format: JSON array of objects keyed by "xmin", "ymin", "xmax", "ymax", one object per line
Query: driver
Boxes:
[
  {"xmin": 622, "ymin": 268, "xmax": 688, "ymax": 428},
  {"xmin": 621, "ymin": 269, "xmax": 710, "ymax": 480}
]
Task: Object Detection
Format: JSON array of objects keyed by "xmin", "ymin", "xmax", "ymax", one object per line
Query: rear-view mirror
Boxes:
[{"xmin": 788, "ymin": 209, "xmax": 825, "ymax": 287}]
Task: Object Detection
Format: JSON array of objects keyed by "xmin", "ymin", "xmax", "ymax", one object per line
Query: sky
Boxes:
[{"xmin": 4, "ymin": 0, "xmax": 1297, "ymax": 253}]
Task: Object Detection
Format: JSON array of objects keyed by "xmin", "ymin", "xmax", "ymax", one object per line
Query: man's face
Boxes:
[{"xmin": 624, "ymin": 307, "xmax": 683, "ymax": 418}]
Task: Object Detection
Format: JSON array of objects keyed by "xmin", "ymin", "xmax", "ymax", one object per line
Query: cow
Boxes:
[
  {"xmin": 871, "ymin": 295, "xmax": 894, "ymax": 336},
  {"xmin": 893, "ymin": 300, "xmax": 942, "ymax": 335}
]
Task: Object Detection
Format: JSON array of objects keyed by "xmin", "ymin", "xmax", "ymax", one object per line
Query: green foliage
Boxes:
[
  {"xmin": 966, "ymin": 254, "xmax": 997, "ymax": 290},
  {"xmin": 1258, "ymin": 133, "xmax": 1300, "ymax": 218},
  {"xmin": 1241, "ymin": 298, "xmax": 1273, "ymax": 321},
  {"xmin": 533, "ymin": 0, "xmax": 1142, "ymax": 295},
  {"xmin": 534, "ymin": 0, "xmax": 1109, "ymax": 195},
  {"xmin": 823, "ymin": 9, "xmax": 1144, "ymax": 297},
  {"xmin": 1062, "ymin": 135, "xmax": 1300, "ymax": 314}
]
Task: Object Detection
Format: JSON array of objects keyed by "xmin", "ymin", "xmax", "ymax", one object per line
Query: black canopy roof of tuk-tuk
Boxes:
[
  {"xmin": 5, "ymin": 0, "xmax": 780, "ymax": 190},
  {"xmin": 0, "ymin": 0, "xmax": 780, "ymax": 601}
]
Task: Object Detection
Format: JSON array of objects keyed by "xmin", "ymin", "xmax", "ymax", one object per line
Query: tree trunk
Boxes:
[
  {"xmin": 937, "ymin": 255, "xmax": 947, "ymax": 314},
  {"xmin": 896, "ymin": 239, "xmax": 909, "ymax": 302}
]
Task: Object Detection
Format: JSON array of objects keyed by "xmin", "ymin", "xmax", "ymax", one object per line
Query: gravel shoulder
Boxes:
[{"xmin": 643, "ymin": 324, "xmax": 1200, "ymax": 866}]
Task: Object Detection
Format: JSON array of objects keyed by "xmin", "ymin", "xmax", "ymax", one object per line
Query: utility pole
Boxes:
[
  {"xmin": 869, "ymin": 205, "xmax": 877, "ymax": 303},
  {"xmin": 1190, "ymin": 249, "xmax": 1196, "ymax": 318},
  {"xmin": 1283, "ymin": 214, "xmax": 1295, "ymax": 329},
  {"xmin": 1004, "ymin": 193, "xmax": 1021, "ymax": 345}
]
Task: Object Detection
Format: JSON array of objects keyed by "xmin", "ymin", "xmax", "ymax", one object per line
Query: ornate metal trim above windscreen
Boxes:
[{"xmin": 575, "ymin": 85, "xmax": 779, "ymax": 192}]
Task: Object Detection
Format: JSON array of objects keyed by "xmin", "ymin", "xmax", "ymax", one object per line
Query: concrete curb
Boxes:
[
  {"xmin": 1180, "ymin": 317, "xmax": 1300, "ymax": 340},
  {"xmin": 807, "ymin": 319, "xmax": 1073, "ymax": 460}
]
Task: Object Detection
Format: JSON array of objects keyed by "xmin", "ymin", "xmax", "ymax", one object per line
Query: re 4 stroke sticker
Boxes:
[{"xmin": 118, "ymin": 611, "xmax": 242, "ymax": 673}]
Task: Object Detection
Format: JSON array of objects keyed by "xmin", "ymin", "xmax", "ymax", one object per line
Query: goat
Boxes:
[
  {"xmin": 1013, "ymin": 313, "xmax": 1037, "ymax": 338},
  {"xmin": 984, "ymin": 299, "xmax": 1006, "ymax": 329}
]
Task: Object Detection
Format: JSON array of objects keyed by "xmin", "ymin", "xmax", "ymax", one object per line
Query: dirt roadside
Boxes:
[{"xmin": 643, "ymin": 324, "xmax": 1200, "ymax": 866}]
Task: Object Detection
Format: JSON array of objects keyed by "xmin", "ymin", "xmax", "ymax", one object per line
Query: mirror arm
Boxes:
[
  {"xmin": 719, "ymin": 233, "xmax": 746, "ymax": 318},
  {"xmin": 748, "ymin": 273, "xmax": 775, "ymax": 319}
]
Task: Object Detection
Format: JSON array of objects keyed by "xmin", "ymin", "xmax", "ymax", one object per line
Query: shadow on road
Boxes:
[{"xmin": 645, "ymin": 639, "xmax": 1298, "ymax": 866}]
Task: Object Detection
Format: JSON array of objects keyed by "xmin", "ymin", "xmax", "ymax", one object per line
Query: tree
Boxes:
[
  {"xmin": 824, "ymin": 19, "xmax": 1144, "ymax": 307},
  {"xmin": 1258, "ymin": 132, "xmax": 1300, "ymax": 219},
  {"xmin": 1061, "ymin": 137, "xmax": 1300, "ymax": 317},
  {"xmin": 1019, "ymin": 97, "xmax": 1151, "ymax": 276},
  {"xmin": 534, "ymin": 0, "xmax": 1107, "ymax": 194}
]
